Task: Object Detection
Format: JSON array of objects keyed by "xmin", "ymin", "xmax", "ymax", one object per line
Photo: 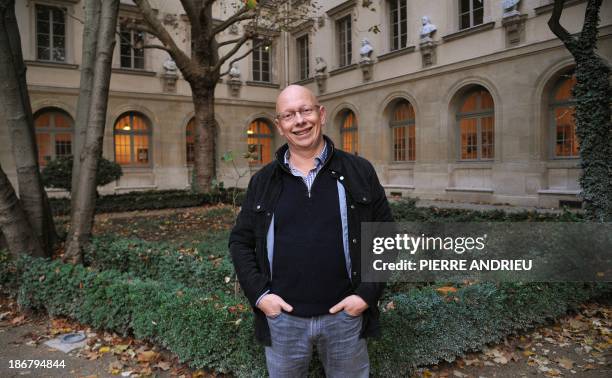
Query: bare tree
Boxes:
[
  {"xmin": 133, "ymin": 0, "xmax": 314, "ymax": 192},
  {"xmin": 64, "ymin": 0, "xmax": 120, "ymax": 263},
  {"xmin": 70, "ymin": 0, "xmax": 101, "ymax": 195},
  {"xmin": 0, "ymin": 163, "xmax": 44, "ymax": 257},
  {"xmin": 548, "ymin": 0, "xmax": 612, "ymax": 221},
  {"xmin": 0, "ymin": 0, "xmax": 55, "ymax": 257}
]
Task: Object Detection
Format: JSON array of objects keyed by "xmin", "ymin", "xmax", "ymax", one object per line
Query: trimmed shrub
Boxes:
[
  {"xmin": 12, "ymin": 255, "xmax": 266, "ymax": 376},
  {"xmin": 84, "ymin": 235, "xmax": 234, "ymax": 293},
  {"xmin": 370, "ymin": 282, "xmax": 608, "ymax": 375},
  {"xmin": 390, "ymin": 199, "xmax": 584, "ymax": 222},
  {"xmin": 49, "ymin": 189, "xmax": 245, "ymax": 216},
  {"xmin": 41, "ymin": 155, "xmax": 122, "ymax": 192},
  {"xmin": 2, "ymin": 254, "xmax": 608, "ymax": 377}
]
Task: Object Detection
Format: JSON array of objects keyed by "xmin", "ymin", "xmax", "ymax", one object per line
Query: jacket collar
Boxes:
[{"xmin": 274, "ymin": 135, "xmax": 336, "ymax": 174}]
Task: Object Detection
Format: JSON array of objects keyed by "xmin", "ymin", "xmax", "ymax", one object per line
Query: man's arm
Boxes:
[
  {"xmin": 354, "ymin": 162, "xmax": 393, "ymax": 308},
  {"xmin": 229, "ymin": 175, "xmax": 270, "ymax": 308}
]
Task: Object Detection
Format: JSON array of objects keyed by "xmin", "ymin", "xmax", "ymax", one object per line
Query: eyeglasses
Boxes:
[{"xmin": 276, "ymin": 105, "xmax": 320, "ymax": 123}]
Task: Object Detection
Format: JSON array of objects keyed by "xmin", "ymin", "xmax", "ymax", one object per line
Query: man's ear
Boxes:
[
  {"xmin": 319, "ymin": 106, "xmax": 327, "ymax": 127},
  {"xmin": 274, "ymin": 119, "xmax": 285, "ymax": 136}
]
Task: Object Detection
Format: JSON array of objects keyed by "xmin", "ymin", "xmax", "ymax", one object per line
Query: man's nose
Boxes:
[{"xmin": 294, "ymin": 111, "xmax": 306, "ymax": 124}]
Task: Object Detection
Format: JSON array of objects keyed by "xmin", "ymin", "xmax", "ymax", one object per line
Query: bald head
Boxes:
[
  {"xmin": 274, "ymin": 84, "xmax": 326, "ymax": 155},
  {"xmin": 276, "ymin": 85, "xmax": 318, "ymax": 113}
]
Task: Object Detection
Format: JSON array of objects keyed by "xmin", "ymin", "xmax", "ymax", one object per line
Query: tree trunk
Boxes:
[
  {"xmin": 0, "ymin": 163, "xmax": 44, "ymax": 257},
  {"xmin": 71, "ymin": 0, "xmax": 101, "ymax": 196},
  {"xmin": 64, "ymin": 0, "xmax": 119, "ymax": 264},
  {"xmin": 0, "ymin": 0, "xmax": 55, "ymax": 256},
  {"xmin": 191, "ymin": 84, "xmax": 217, "ymax": 192},
  {"xmin": 548, "ymin": 0, "xmax": 612, "ymax": 221}
]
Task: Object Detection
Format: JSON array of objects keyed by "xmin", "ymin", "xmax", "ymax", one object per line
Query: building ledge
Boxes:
[
  {"xmin": 114, "ymin": 185, "xmax": 158, "ymax": 193},
  {"xmin": 535, "ymin": 0, "xmax": 586, "ymax": 15},
  {"xmin": 446, "ymin": 187, "xmax": 494, "ymax": 193},
  {"xmin": 538, "ymin": 189, "xmax": 580, "ymax": 195},
  {"xmin": 112, "ymin": 68, "xmax": 157, "ymax": 76},
  {"xmin": 442, "ymin": 22, "xmax": 496, "ymax": 42},
  {"xmin": 384, "ymin": 185, "xmax": 415, "ymax": 190},
  {"xmin": 329, "ymin": 63, "xmax": 358, "ymax": 76},
  {"xmin": 25, "ymin": 60, "xmax": 79, "ymax": 70},
  {"xmin": 293, "ymin": 77, "xmax": 315, "ymax": 85},
  {"xmin": 326, "ymin": 0, "xmax": 356, "ymax": 18},
  {"xmin": 377, "ymin": 46, "xmax": 416, "ymax": 62},
  {"xmin": 246, "ymin": 81, "xmax": 280, "ymax": 88}
]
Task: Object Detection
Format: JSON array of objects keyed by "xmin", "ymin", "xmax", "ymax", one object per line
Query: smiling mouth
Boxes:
[{"xmin": 292, "ymin": 127, "xmax": 312, "ymax": 136}]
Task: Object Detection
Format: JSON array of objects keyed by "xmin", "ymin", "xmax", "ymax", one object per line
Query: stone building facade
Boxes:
[{"xmin": 2, "ymin": 0, "xmax": 611, "ymax": 207}]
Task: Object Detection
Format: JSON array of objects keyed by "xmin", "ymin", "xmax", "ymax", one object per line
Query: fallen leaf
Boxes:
[
  {"xmin": 436, "ymin": 286, "xmax": 458, "ymax": 295},
  {"xmin": 11, "ymin": 315, "xmax": 26, "ymax": 325},
  {"xmin": 154, "ymin": 361, "xmax": 171, "ymax": 371},
  {"xmin": 137, "ymin": 350, "xmax": 158, "ymax": 362},
  {"xmin": 557, "ymin": 357, "xmax": 574, "ymax": 370},
  {"xmin": 98, "ymin": 346, "xmax": 111, "ymax": 354}
]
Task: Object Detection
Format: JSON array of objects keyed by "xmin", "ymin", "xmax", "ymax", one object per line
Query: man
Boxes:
[{"xmin": 229, "ymin": 85, "xmax": 392, "ymax": 377}]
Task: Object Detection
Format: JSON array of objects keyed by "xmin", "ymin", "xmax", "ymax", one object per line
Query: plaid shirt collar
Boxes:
[{"xmin": 283, "ymin": 140, "xmax": 328, "ymax": 177}]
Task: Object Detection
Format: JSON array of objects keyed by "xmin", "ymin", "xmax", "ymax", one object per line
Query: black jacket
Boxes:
[{"xmin": 229, "ymin": 136, "xmax": 393, "ymax": 346}]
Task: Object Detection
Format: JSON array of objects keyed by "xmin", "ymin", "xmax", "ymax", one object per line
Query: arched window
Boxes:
[
  {"xmin": 247, "ymin": 119, "xmax": 273, "ymax": 165},
  {"xmin": 550, "ymin": 73, "xmax": 578, "ymax": 158},
  {"xmin": 340, "ymin": 110, "xmax": 358, "ymax": 154},
  {"xmin": 390, "ymin": 100, "xmax": 415, "ymax": 161},
  {"xmin": 457, "ymin": 87, "xmax": 494, "ymax": 160},
  {"xmin": 186, "ymin": 118, "xmax": 195, "ymax": 165},
  {"xmin": 114, "ymin": 112, "xmax": 152, "ymax": 166},
  {"xmin": 34, "ymin": 108, "xmax": 74, "ymax": 166}
]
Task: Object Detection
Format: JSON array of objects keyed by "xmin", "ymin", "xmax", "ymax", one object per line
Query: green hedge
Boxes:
[
  {"xmin": 49, "ymin": 189, "xmax": 246, "ymax": 216},
  {"xmin": 389, "ymin": 199, "xmax": 584, "ymax": 222},
  {"xmin": 84, "ymin": 234, "xmax": 234, "ymax": 293},
  {"xmin": 10, "ymin": 256, "xmax": 265, "ymax": 376},
  {"xmin": 1, "ymin": 252, "xmax": 608, "ymax": 377}
]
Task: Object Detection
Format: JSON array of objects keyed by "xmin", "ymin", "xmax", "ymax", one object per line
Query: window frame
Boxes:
[
  {"xmin": 388, "ymin": 0, "xmax": 408, "ymax": 51},
  {"xmin": 251, "ymin": 38, "xmax": 272, "ymax": 83},
  {"xmin": 113, "ymin": 112, "xmax": 153, "ymax": 167},
  {"xmin": 456, "ymin": 88, "xmax": 494, "ymax": 162},
  {"xmin": 340, "ymin": 110, "xmax": 358, "ymax": 155},
  {"xmin": 119, "ymin": 24, "xmax": 145, "ymax": 70},
  {"xmin": 390, "ymin": 101, "xmax": 416, "ymax": 162},
  {"xmin": 247, "ymin": 119, "xmax": 274, "ymax": 165},
  {"xmin": 35, "ymin": 4, "xmax": 67, "ymax": 62},
  {"xmin": 336, "ymin": 15, "xmax": 352, "ymax": 68},
  {"xmin": 296, "ymin": 34, "xmax": 310, "ymax": 81},
  {"xmin": 33, "ymin": 108, "xmax": 74, "ymax": 166},
  {"xmin": 549, "ymin": 73, "xmax": 579, "ymax": 160},
  {"xmin": 458, "ymin": 0, "xmax": 484, "ymax": 30}
]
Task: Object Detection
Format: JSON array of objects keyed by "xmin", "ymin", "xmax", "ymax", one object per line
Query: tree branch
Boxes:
[
  {"xmin": 219, "ymin": 39, "xmax": 265, "ymax": 77},
  {"xmin": 142, "ymin": 44, "xmax": 171, "ymax": 52},
  {"xmin": 213, "ymin": 6, "xmax": 256, "ymax": 36},
  {"xmin": 579, "ymin": 0, "xmax": 603, "ymax": 50},
  {"xmin": 218, "ymin": 36, "xmax": 245, "ymax": 47},
  {"xmin": 548, "ymin": 0, "xmax": 573, "ymax": 43},
  {"xmin": 213, "ymin": 32, "xmax": 255, "ymax": 73},
  {"xmin": 179, "ymin": 0, "xmax": 198, "ymax": 23},
  {"xmin": 133, "ymin": 0, "xmax": 193, "ymax": 75}
]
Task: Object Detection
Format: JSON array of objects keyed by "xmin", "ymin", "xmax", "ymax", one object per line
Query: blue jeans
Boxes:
[{"xmin": 265, "ymin": 311, "xmax": 369, "ymax": 378}]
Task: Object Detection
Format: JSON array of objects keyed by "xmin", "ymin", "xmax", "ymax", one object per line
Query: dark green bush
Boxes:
[
  {"xmin": 41, "ymin": 155, "xmax": 123, "ymax": 192},
  {"xmin": 11, "ymin": 255, "xmax": 265, "ymax": 376},
  {"xmin": 84, "ymin": 235, "xmax": 234, "ymax": 293},
  {"xmin": 370, "ymin": 282, "xmax": 608, "ymax": 375},
  {"xmin": 3, "ymin": 253, "xmax": 608, "ymax": 377},
  {"xmin": 390, "ymin": 199, "xmax": 584, "ymax": 222},
  {"xmin": 49, "ymin": 188, "xmax": 245, "ymax": 216}
]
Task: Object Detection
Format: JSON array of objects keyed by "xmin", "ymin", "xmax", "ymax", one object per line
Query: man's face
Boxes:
[{"xmin": 275, "ymin": 86, "xmax": 326, "ymax": 152}]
